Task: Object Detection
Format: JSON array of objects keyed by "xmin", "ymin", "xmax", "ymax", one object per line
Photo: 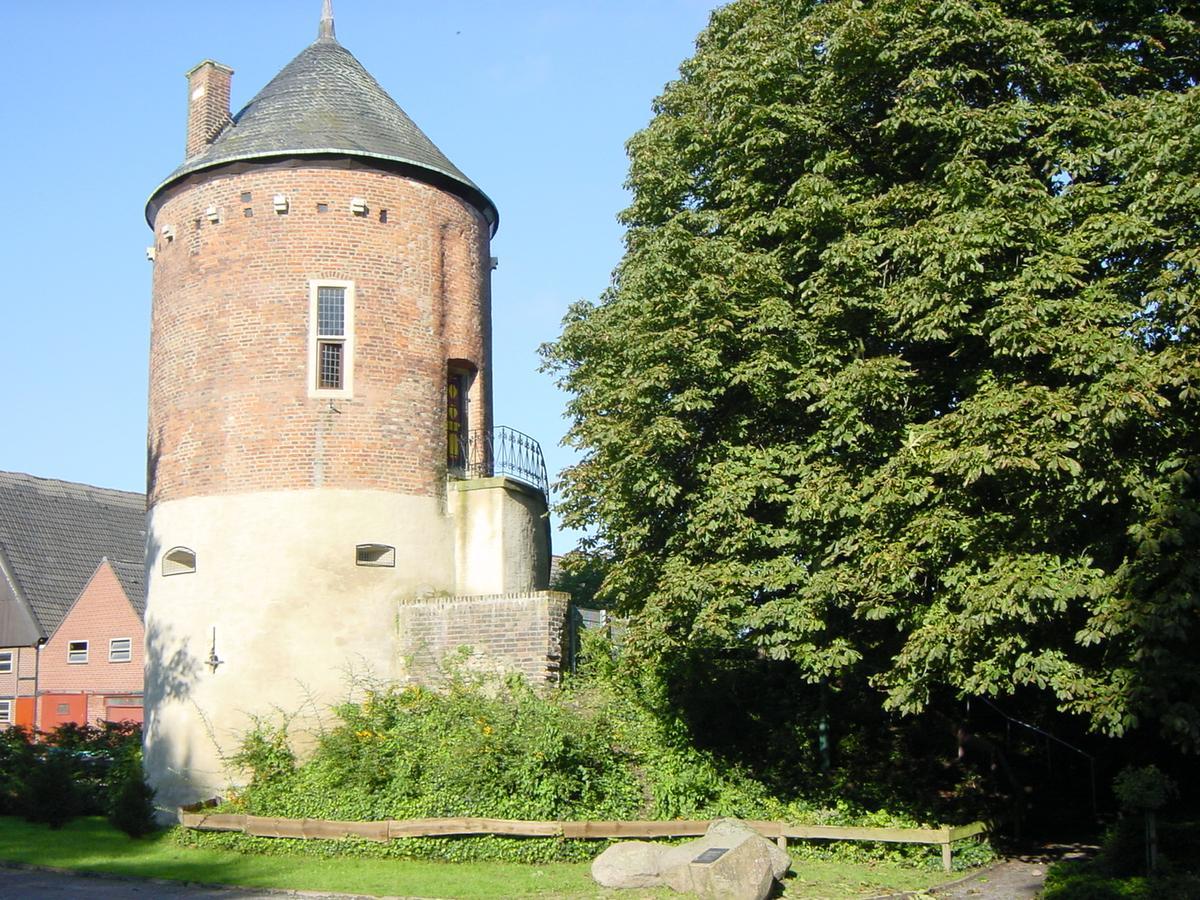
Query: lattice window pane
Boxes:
[
  {"xmin": 317, "ymin": 286, "xmax": 345, "ymax": 337},
  {"xmin": 319, "ymin": 341, "xmax": 343, "ymax": 389}
]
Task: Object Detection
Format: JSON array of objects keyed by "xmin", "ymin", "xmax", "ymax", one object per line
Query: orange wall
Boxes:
[
  {"xmin": 14, "ymin": 696, "xmax": 34, "ymax": 728},
  {"xmin": 39, "ymin": 693, "xmax": 87, "ymax": 730}
]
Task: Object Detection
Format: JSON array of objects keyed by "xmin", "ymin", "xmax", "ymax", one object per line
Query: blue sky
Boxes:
[{"xmin": 2, "ymin": 1, "xmax": 720, "ymax": 550}]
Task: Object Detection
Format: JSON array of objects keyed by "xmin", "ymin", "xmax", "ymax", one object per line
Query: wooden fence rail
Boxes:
[{"xmin": 179, "ymin": 809, "xmax": 991, "ymax": 872}]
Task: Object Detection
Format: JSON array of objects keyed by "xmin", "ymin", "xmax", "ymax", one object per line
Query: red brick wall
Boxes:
[
  {"xmin": 39, "ymin": 561, "xmax": 144, "ymax": 700},
  {"xmin": 185, "ymin": 61, "xmax": 233, "ymax": 159},
  {"xmin": 396, "ymin": 591, "xmax": 568, "ymax": 686},
  {"xmin": 147, "ymin": 162, "xmax": 493, "ymax": 507}
]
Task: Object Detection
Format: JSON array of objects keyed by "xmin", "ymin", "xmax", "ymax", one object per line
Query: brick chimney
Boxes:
[{"xmin": 185, "ymin": 60, "xmax": 234, "ymax": 159}]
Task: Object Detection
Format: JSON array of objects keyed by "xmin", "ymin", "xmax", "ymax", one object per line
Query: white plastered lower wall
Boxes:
[
  {"xmin": 449, "ymin": 477, "xmax": 550, "ymax": 595},
  {"xmin": 143, "ymin": 488, "xmax": 456, "ymax": 813},
  {"xmin": 143, "ymin": 480, "xmax": 552, "ymax": 815}
]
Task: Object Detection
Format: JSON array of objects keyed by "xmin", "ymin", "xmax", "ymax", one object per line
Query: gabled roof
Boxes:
[
  {"xmin": 0, "ymin": 472, "xmax": 146, "ymax": 640},
  {"xmin": 147, "ymin": 9, "xmax": 497, "ymax": 231}
]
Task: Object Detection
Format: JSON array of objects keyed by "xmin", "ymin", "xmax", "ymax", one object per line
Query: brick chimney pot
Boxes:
[{"xmin": 185, "ymin": 60, "xmax": 234, "ymax": 159}]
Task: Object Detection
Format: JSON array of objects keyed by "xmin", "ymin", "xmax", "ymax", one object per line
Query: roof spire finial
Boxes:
[{"xmin": 318, "ymin": 0, "xmax": 336, "ymax": 42}]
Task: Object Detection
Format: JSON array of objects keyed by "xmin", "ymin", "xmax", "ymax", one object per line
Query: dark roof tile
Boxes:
[
  {"xmin": 150, "ymin": 36, "xmax": 496, "ymax": 229},
  {"xmin": 0, "ymin": 472, "xmax": 146, "ymax": 636}
]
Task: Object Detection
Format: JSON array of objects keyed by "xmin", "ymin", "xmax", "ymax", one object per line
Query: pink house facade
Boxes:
[
  {"xmin": 38, "ymin": 560, "xmax": 145, "ymax": 727},
  {"xmin": 0, "ymin": 472, "xmax": 145, "ymax": 731}
]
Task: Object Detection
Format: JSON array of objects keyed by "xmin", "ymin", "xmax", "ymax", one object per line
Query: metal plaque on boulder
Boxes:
[{"xmin": 692, "ymin": 847, "xmax": 730, "ymax": 865}]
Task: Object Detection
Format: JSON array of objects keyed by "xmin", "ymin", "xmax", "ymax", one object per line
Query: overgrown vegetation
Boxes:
[
  {"xmin": 192, "ymin": 642, "xmax": 993, "ymax": 868},
  {"xmin": 1044, "ymin": 818, "xmax": 1200, "ymax": 899},
  {"xmin": 0, "ymin": 721, "xmax": 154, "ymax": 837},
  {"xmin": 542, "ymin": 0, "xmax": 1200, "ymax": 755}
]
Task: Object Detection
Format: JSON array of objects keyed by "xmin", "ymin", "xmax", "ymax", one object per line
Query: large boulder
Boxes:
[
  {"xmin": 591, "ymin": 840, "xmax": 669, "ymax": 889},
  {"xmin": 590, "ymin": 818, "xmax": 791, "ymax": 899}
]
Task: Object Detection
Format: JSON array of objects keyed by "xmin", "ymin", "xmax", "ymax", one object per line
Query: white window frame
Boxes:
[
  {"xmin": 109, "ymin": 638, "xmax": 133, "ymax": 663},
  {"xmin": 0, "ymin": 651, "xmax": 12, "ymax": 674},
  {"xmin": 68, "ymin": 640, "xmax": 89, "ymax": 664},
  {"xmin": 0, "ymin": 699, "xmax": 11, "ymax": 725},
  {"xmin": 308, "ymin": 279, "xmax": 355, "ymax": 399}
]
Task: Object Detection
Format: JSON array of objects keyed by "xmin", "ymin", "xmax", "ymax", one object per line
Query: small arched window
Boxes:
[
  {"xmin": 162, "ymin": 546, "xmax": 197, "ymax": 576},
  {"xmin": 355, "ymin": 544, "xmax": 395, "ymax": 568}
]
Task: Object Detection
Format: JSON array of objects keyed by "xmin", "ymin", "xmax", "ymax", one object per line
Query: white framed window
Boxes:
[
  {"xmin": 0, "ymin": 651, "xmax": 12, "ymax": 674},
  {"xmin": 0, "ymin": 699, "xmax": 11, "ymax": 725},
  {"xmin": 308, "ymin": 279, "xmax": 355, "ymax": 398},
  {"xmin": 109, "ymin": 638, "xmax": 133, "ymax": 663},
  {"xmin": 68, "ymin": 641, "xmax": 89, "ymax": 664}
]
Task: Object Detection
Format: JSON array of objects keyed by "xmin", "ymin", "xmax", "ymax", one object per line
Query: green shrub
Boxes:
[
  {"xmin": 21, "ymin": 751, "xmax": 81, "ymax": 829},
  {"xmin": 7, "ymin": 720, "xmax": 144, "ymax": 828},
  {"xmin": 106, "ymin": 745, "xmax": 157, "ymax": 838},
  {"xmin": 0, "ymin": 726, "xmax": 37, "ymax": 815},
  {"xmin": 49, "ymin": 721, "xmax": 143, "ymax": 817},
  {"xmin": 1044, "ymin": 820, "xmax": 1200, "ymax": 899},
  {"xmin": 1113, "ymin": 766, "xmax": 1176, "ymax": 814},
  {"xmin": 199, "ymin": 653, "xmax": 993, "ymax": 867}
]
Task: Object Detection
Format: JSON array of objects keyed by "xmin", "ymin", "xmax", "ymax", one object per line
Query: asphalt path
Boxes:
[
  {"xmin": 928, "ymin": 843, "xmax": 1096, "ymax": 900},
  {"xmin": 0, "ymin": 865, "xmax": 400, "ymax": 900}
]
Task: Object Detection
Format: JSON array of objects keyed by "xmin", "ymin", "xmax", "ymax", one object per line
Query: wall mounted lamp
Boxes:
[{"xmin": 207, "ymin": 627, "xmax": 224, "ymax": 673}]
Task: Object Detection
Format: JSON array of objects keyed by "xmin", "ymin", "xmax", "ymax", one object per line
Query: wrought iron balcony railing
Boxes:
[{"xmin": 448, "ymin": 425, "xmax": 549, "ymax": 498}]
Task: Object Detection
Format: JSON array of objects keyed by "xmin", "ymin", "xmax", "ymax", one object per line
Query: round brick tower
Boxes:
[{"xmin": 143, "ymin": 4, "xmax": 550, "ymax": 811}]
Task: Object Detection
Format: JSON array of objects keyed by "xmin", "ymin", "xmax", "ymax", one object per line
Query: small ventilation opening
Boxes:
[
  {"xmin": 356, "ymin": 544, "xmax": 395, "ymax": 567},
  {"xmin": 163, "ymin": 546, "xmax": 197, "ymax": 576}
]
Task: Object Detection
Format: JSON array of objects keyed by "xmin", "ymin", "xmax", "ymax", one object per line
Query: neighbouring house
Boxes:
[{"xmin": 0, "ymin": 471, "xmax": 146, "ymax": 731}]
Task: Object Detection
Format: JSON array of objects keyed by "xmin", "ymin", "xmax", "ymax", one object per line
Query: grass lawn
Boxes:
[{"xmin": 0, "ymin": 817, "xmax": 971, "ymax": 898}]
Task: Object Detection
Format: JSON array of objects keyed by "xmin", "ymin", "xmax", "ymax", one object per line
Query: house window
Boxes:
[
  {"xmin": 308, "ymin": 280, "xmax": 355, "ymax": 397},
  {"xmin": 68, "ymin": 641, "xmax": 89, "ymax": 664},
  {"xmin": 0, "ymin": 651, "xmax": 11, "ymax": 674},
  {"xmin": 109, "ymin": 638, "xmax": 133, "ymax": 663},
  {"xmin": 355, "ymin": 544, "xmax": 395, "ymax": 567},
  {"xmin": 0, "ymin": 700, "xmax": 11, "ymax": 725},
  {"xmin": 163, "ymin": 546, "xmax": 196, "ymax": 576}
]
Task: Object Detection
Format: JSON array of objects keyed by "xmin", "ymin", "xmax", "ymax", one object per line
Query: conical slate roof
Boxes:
[{"xmin": 148, "ymin": 19, "xmax": 497, "ymax": 230}]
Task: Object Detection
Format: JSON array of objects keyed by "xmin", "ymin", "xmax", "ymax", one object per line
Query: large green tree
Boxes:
[{"xmin": 544, "ymin": 0, "xmax": 1200, "ymax": 748}]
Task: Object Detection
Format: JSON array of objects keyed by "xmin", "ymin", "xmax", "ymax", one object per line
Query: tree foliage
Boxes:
[{"xmin": 543, "ymin": 0, "xmax": 1200, "ymax": 748}]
